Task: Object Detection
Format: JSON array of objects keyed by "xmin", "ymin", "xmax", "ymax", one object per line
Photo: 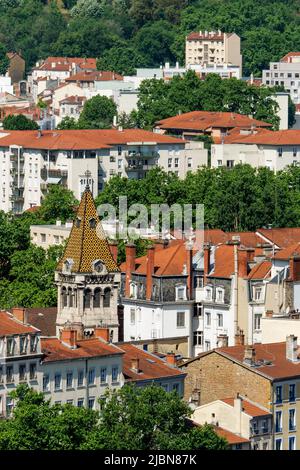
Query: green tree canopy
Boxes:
[
  {"xmin": 38, "ymin": 184, "xmax": 78, "ymax": 223},
  {"xmin": 3, "ymin": 114, "xmax": 39, "ymax": 130},
  {"xmin": 77, "ymin": 95, "xmax": 117, "ymax": 129}
]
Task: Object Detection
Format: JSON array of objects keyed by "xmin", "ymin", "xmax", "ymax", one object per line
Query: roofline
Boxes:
[{"xmin": 125, "ymin": 372, "xmax": 187, "ymax": 382}]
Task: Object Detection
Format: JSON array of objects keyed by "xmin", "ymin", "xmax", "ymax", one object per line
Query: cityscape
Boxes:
[{"xmin": 1, "ymin": 0, "xmax": 300, "ymax": 454}]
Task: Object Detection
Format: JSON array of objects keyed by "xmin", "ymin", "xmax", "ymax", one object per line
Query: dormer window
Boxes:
[
  {"xmin": 253, "ymin": 286, "xmax": 263, "ymax": 302},
  {"xmin": 89, "ymin": 218, "xmax": 96, "ymax": 229},
  {"xmin": 63, "ymin": 258, "xmax": 74, "ymax": 274},
  {"xmin": 7, "ymin": 338, "xmax": 14, "ymax": 356},
  {"xmin": 216, "ymin": 288, "xmax": 224, "ymax": 303},
  {"xmin": 75, "ymin": 217, "xmax": 81, "ymax": 228},
  {"xmin": 176, "ymin": 286, "xmax": 186, "ymax": 301},
  {"xmin": 20, "ymin": 336, "xmax": 27, "ymax": 355},
  {"xmin": 130, "ymin": 282, "xmax": 137, "ymax": 299},
  {"xmin": 205, "ymin": 286, "xmax": 213, "ymax": 301},
  {"xmin": 92, "ymin": 259, "xmax": 104, "ymax": 273},
  {"xmin": 30, "ymin": 335, "xmax": 38, "ymax": 353}
]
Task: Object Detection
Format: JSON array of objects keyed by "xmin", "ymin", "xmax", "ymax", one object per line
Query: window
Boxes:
[
  {"xmin": 193, "ymin": 304, "xmax": 203, "ymax": 317},
  {"xmin": 29, "ymin": 363, "xmax": 37, "ymax": 380},
  {"xmin": 118, "ymin": 146, "xmax": 122, "ymax": 156},
  {"xmin": 84, "ymin": 288, "xmax": 91, "ymax": 309},
  {"xmin": 112, "ymin": 366, "xmax": 119, "ymax": 383},
  {"xmin": 89, "ymin": 218, "xmax": 96, "ymax": 229},
  {"xmin": 62, "ymin": 287, "xmax": 68, "ymax": 307},
  {"xmin": 187, "ymin": 157, "xmax": 192, "ymax": 168},
  {"xmin": 226, "ymin": 160, "xmax": 234, "ymax": 168},
  {"xmin": 66, "ymin": 372, "xmax": 73, "ymax": 389},
  {"xmin": 293, "ymin": 147, "xmax": 297, "ymax": 157},
  {"xmin": 66, "ymin": 399, "xmax": 73, "ymax": 405},
  {"xmin": 275, "ymin": 410, "xmax": 282, "ymax": 432},
  {"xmin": 176, "ymin": 286, "xmax": 186, "ymax": 301},
  {"xmin": 205, "ymin": 287, "xmax": 212, "ymax": 300},
  {"xmin": 205, "ymin": 312, "xmax": 211, "ymax": 326},
  {"xmin": 6, "ymin": 397, "xmax": 14, "ymax": 417},
  {"xmin": 103, "ymin": 288, "xmax": 111, "ymax": 308},
  {"xmin": 110, "ymin": 156, "xmax": 116, "ymax": 163},
  {"xmin": 88, "ymin": 398, "xmax": 95, "ymax": 409},
  {"xmin": 275, "ymin": 385, "xmax": 282, "ymax": 404},
  {"xmin": 174, "ymin": 158, "xmax": 179, "ymax": 168},
  {"xmin": 78, "ymin": 370, "xmax": 84, "ymax": 387},
  {"xmin": 93, "ymin": 288, "xmax": 101, "ymax": 308},
  {"xmin": 130, "ymin": 282, "xmax": 137, "ymax": 299},
  {"xmin": 118, "ymin": 159, "xmax": 122, "ymax": 169},
  {"xmin": 130, "ymin": 308, "xmax": 135, "ymax": 325},
  {"xmin": 177, "ymin": 311, "xmax": 185, "ymax": 328},
  {"xmin": 168, "ymin": 158, "xmax": 172, "ymax": 168},
  {"xmin": 216, "ymin": 289, "xmax": 224, "ymax": 303},
  {"xmin": 100, "ymin": 367, "xmax": 107, "ymax": 384},
  {"xmin": 19, "ymin": 336, "xmax": 26, "ymax": 354},
  {"xmin": 43, "ymin": 374, "xmax": 50, "ymax": 391},
  {"xmin": 7, "ymin": 338, "xmax": 14, "ymax": 356},
  {"xmin": 173, "ymin": 383, "xmax": 180, "ymax": 394},
  {"xmin": 205, "ymin": 340, "xmax": 211, "ymax": 351},
  {"xmin": 289, "ymin": 384, "xmax": 296, "ymax": 402},
  {"xmin": 262, "ymin": 420, "xmax": 268, "ymax": 434},
  {"xmin": 217, "ymin": 313, "xmax": 223, "ymax": 327},
  {"xmin": 254, "ymin": 314, "xmax": 262, "ymax": 330},
  {"xmin": 289, "ymin": 436, "xmax": 296, "ymax": 451},
  {"xmin": 77, "ymin": 398, "xmax": 84, "ymax": 407},
  {"xmin": 275, "ymin": 438, "xmax": 282, "ymax": 450},
  {"xmin": 88, "ymin": 368, "xmax": 95, "ymax": 385},
  {"xmin": 193, "ymin": 331, "xmax": 203, "ymax": 346},
  {"xmin": 54, "ymin": 373, "xmax": 62, "ymax": 391},
  {"xmin": 254, "ymin": 286, "xmax": 263, "ymax": 302},
  {"xmin": 19, "ymin": 364, "xmax": 26, "ymax": 382},
  {"xmin": 41, "ymin": 233, "xmax": 46, "ymax": 243},
  {"xmin": 278, "ymin": 147, "xmax": 283, "ymax": 157},
  {"xmin": 289, "ymin": 409, "xmax": 296, "ymax": 431}
]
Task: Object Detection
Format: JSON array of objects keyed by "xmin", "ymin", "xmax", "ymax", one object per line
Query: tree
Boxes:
[
  {"xmin": 82, "ymin": 384, "xmax": 228, "ymax": 450},
  {"xmin": 71, "ymin": 0, "xmax": 105, "ymax": 19},
  {"xmin": 38, "ymin": 185, "xmax": 78, "ymax": 223},
  {"xmin": 77, "ymin": 95, "xmax": 117, "ymax": 129},
  {"xmin": 0, "ymin": 42, "xmax": 9, "ymax": 75},
  {"xmin": 3, "ymin": 114, "xmax": 39, "ymax": 130},
  {"xmin": 56, "ymin": 116, "xmax": 79, "ymax": 130},
  {"xmin": 96, "ymin": 41, "xmax": 146, "ymax": 75},
  {"xmin": 133, "ymin": 21, "xmax": 177, "ymax": 67}
]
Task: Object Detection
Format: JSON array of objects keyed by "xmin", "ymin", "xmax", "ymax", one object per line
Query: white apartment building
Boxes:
[
  {"xmin": 211, "ymin": 129, "xmax": 300, "ymax": 172},
  {"xmin": 0, "ymin": 128, "xmax": 207, "ymax": 214},
  {"xmin": 185, "ymin": 30, "xmax": 242, "ymax": 71},
  {"xmin": 0, "ymin": 76, "xmax": 14, "ymax": 95},
  {"xmin": 30, "ymin": 221, "xmax": 72, "ymax": 249},
  {"xmin": 263, "ymin": 53, "xmax": 300, "ymax": 105}
]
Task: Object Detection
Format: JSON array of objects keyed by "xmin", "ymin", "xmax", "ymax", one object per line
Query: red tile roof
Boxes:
[
  {"xmin": 41, "ymin": 337, "xmax": 123, "ymax": 362},
  {"xmin": 217, "ymin": 127, "xmax": 271, "ymax": 144},
  {"xmin": 227, "ymin": 232, "xmax": 262, "ymax": 248},
  {"xmin": 248, "ymin": 261, "xmax": 272, "ymax": 279},
  {"xmin": 156, "ymin": 111, "xmax": 271, "ymax": 133},
  {"xmin": 281, "ymin": 52, "xmax": 300, "ymax": 62},
  {"xmin": 187, "ymin": 32, "xmax": 226, "ymax": 41},
  {"xmin": 257, "ymin": 228, "xmax": 300, "ymax": 249},
  {"xmin": 24, "ymin": 308, "xmax": 57, "ymax": 337},
  {"xmin": 221, "ymin": 397, "xmax": 271, "ymax": 417},
  {"xmin": 35, "ymin": 57, "xmax": 97, "ymax": 71},
  {"xmin": 120, "ymin": 343, "xmax": 185, "ymax": 382},
  {"xmin": 0, "ymin": 129, "xmax": 185, "ymax": 151},
  {"xmin": 209, "ymin": 244, "xmax": 235, "ymax": 278},
  {"xmin": 59, "ymin": 95, "xmax": 86, "ymax": 105},
  {"xmin": 0, "ymin": 311, "xmax": 39, "ymax": 336},
  {"xmin": 213, "ymin": 425, "xmax": 250, "ymax": 445},
  {"xmin": 273, "ymin": 242, "xmax": 300, "ymax": 260},
  {"xmin": 230, "ymin": 129, "xmax": 300, "ymax": 146},
  {"xmin": 66, "ymin": 71, "xmax": 123, "ymax": 82},
  {"xmin": 218, "ymin": 342, "xmax": 300, "ymax": 380}
]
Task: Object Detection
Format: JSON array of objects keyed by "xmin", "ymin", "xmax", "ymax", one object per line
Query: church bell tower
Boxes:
[{"xmin": 55, "ymin": 181, "xmax": 120, "ymax": 341}]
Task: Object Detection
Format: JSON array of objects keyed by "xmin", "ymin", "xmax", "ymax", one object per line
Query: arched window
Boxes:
[
  {"xmin": 62, "ymin": 287, "xmax": 68, "ymax": 308},
  {"xmin": 68, "ymin": 288, "xmax": 73, "ymax": 308},
  {"xmin": 84, "ymin": 288, "xmax": 91, "ymax": 309},
  {"xmin": 94, "ymin": 288, "xmax": 101, "ymax": 308},
  {"xmin": 103, "ymin": 288, "xmax": 111, "ymax": 308}
]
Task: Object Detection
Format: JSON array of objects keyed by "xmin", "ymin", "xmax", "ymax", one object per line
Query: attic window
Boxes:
[
  {"xmin": 89, "ymin": 218, "xmax": 96, "ymax": 229},
  {"xmin": 75, "ymin": 217, "xmax": 81, "ymax": 228},
  {"xmin": 92, "ymin": 259, "xmax": 104, "ymax": 273},
  {"xmin": 64, "ymin": 258, "xmax": 74, "ymax": 273}
]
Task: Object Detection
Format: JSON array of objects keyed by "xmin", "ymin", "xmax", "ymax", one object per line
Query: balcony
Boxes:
[
  {"xmin": 125, "ymin": 151, "xmax": 159, "ymax": 159},
  {"xmin": 127, "ymin": 163, "xmax": 155, "ymax": 171}
]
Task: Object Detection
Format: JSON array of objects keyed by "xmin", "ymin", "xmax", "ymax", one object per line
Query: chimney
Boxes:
[
  {"xmin": 125, "ymin": 243, "xmax": 136, "ymax": 297},
  {"xmin": 146, "ymin": 245, "xmax": 155, "ymax": 301},
  {"xmin": 166, "ymin": 351, "xmax": 176, "ymax": 367},
  {"xmin": 286, "ymin": 335, "xmax": 299, "ymax": 362},
  {"xmin": 12, "ymin": 307, "xmax": 26, "ymax": 323},
  {"xmin": 217, "ymin": 334, "xmax": 228, "ymax": 347},
  {"xmin": 266, "ymin": 310, "xmax": 273, "ymax": 318},
  {"xmin": 61, "ymin": 329, "xmax": 77, "ymax": 349},
  {"xmin": 109, "ymin": 241, "xmax": 118, "ymax": 264},
  {"xmin": 233, "ymin": 393, "xmax": 243, "ymax": 435},
  {"xmin": 130, "ymin": 357, "xmax": 140, "ymax": 373},
  {"xmin": 289, "ymin": 256, "xmax": 300, "ymax": 281},
  {"xmin": 235, "ymin": 329, "xmax": 245, "ymax": 346},
  {"xmin": 243, "ymin": 345, "xmax": 256, "ymax": 366},
  {"xmin": 94, "ymin": 327, "xmax": 110, "ymax": 343},
  {"xmin": 238, "ymin": 249, "xmax": 249, "ymax": 278},
  {"xmin": 203, "ymin": 242, "xmax": 211, "ymax": 283}
]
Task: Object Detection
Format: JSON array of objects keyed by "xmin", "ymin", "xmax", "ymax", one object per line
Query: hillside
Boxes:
[{"xmin": 2, "ymin": 0, "xmax": 300, "ymax": 75}]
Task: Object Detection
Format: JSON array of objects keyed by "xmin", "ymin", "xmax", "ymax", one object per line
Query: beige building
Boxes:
[
  {"xmin": 185, "ymin": 30, "xmax": 242, "ymax": 71},
  {"xmin": 31, "ymin": 221, "xmax": 72, "ymax": 249},
  {"xmin": 192, "ymin": 394, "xmax": 272, "ymax": 450}
]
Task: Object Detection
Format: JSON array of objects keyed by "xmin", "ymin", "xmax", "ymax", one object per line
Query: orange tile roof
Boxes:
[
  {"xmin": 120, "ymin": 343, "xmax": 185, "ymax": 381},
  {"xmin": 248, "ymin": 261, "xmax": 272, "ymax": 279},
  {"xmin": 187, "ymin": 32, "xmax": 226, "ymax": 41},
  {"xmin": 209, "ymin": 244, "xmax": 235, "ymax": 278},
  {"xmin": 36, "ymin": 57, "xmax": 97, "ymax": 71},
  {"xmin": 120, "ymin": 241, "xmax": 191, "ymax": 276},
  {"xmin": 156, "ymin": 111, "xmax": 271, "ymax": 132},
  {"xmin": 66, "ymin": 71, "xmax": 123, "ymax": 82},
  {"xmin": 281, "ymin": 52, "xmax": 300, "ymax": 62},
  {"xmin": 227, "ymin": 232, "xmax": 262, "ymax": 248},
  {"xmin": 218, "ymin": 342, "xmax": 300, "ymax": 380},
  {"xmin": 0, "ymin": 129, "xmax": 185, "ymax": 150},
  {"xmin": 230, "ymin": 129, "xmax": 300, "ymax": 146},
  {"xmin": 213, "ymin": 425, "xmax": 250, "ymax": 445},
  {"xmin": 273, "ymin": 242, "xmax": 300, "ymax": 260},
  {"xmin": 0, "ymin": 311, "xmax": 39, "ymax": 336},
  {"xmin": 41, "ymin": 337, "xmax": 123, "ymax": 362},
  {"xmin": 257, "ymin": 228, "xmax": 300, "ymax": 248},
  {"xmin": 59, "ymin": 95, "xmax": 86, "ymax": 105},
  {"xmin": 218, "ymin": 127, "xmax": 271, "ymax": 144},
  {"xmin": 57, "ymin": 187, "xmax": 119, "ymax": 273},
  {"xmin": 221, "ymin": 397, "xmax": 271, "ymax": 417}
]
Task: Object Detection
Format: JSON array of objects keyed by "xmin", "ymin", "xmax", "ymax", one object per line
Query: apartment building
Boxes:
[
  {"xmin": 185, "ymin": 30, "xmax": 242, "ymax": 71},
  {"xmin": 0, "ymin": 128, "xmax": 207, "ymax": 214},
  {"xmin": 192, "ymin": 394, "xmax": 272, "ymax": 450},
  {"xmin": 155, "ymin": 111, "xmax": 271, "ymax": 142},
  {"xmin": 211, "ymin": 129, "xmax": 300, "ymax": 172},
  {"xmin": 180, "ymin": 338, "xmax": 300, "ymax": 450},
  {"xmin": 263, "ymin": 52, "xmax": 300, "ymax": 105},
  {"xmin": 30, "ymin": 221, "xmax": 72, "ymax": 249}
]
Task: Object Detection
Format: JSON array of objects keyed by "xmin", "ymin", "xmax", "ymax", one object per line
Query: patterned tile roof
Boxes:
[{"xmin": 56, "ymin": 187, "xmax": 119, "ymax": 273}]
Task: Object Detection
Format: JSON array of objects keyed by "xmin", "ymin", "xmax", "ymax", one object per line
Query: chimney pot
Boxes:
[
  {"xmin": 61, "ymin": 328, "xmax": 77, "ymax": 349},
  {"xmin": 243, "ymin": 345, "xmax": 256, "ymax": 366},
  {"xmin": 94, "ymin": 327, "xmax": 110, "ymax": 343},
  {"xmin": 109, "ymin": 241, "xmax": 118, "ymax": 264},
  {"xmin": 131, "ymin": 357, "xmax": 140, "ymax": 373},
  {"xmin": 166, "ymin": 351, "xmax": 176, "ymax": 367},
  {"xmin": 12, "ymin": 307, "xmax": 26, "ymax": 323}
]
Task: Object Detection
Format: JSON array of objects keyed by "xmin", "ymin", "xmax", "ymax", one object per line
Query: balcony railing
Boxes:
[{"xmin": 125, "ymin": 151, "xmax": 159, "ymax": 159}]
